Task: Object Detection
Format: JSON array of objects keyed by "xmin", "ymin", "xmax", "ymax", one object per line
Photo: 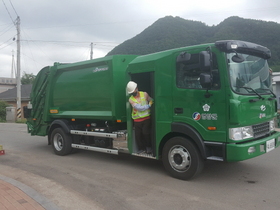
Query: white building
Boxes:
[{"xmin": 0, "ymin": 77, "xmax": 16, "ymax": 93}]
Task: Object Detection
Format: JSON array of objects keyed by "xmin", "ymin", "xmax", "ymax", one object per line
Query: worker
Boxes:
[{"xmin": 126, "ymin": 81, "xmax": 154, "ymax": 154}]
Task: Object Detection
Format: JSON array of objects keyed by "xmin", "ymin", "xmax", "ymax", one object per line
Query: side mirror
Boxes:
[
  {"xmin": 200, "ymin": 73, "xmax": 212, "ymax": 89},
  {"xmin": 232, "ymin": 54, "xmax": 244, "ymax": 63},
  {"xmin": 199, "ymin": 51, "xmax": 211, "ymax": 72},
  {"xmin": 176, "ymin": 52, "xmax": 191, "ymax": 64}
]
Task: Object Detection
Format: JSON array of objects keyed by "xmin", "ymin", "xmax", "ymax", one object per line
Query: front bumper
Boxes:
[{"xmin": 226, "ymin": 131, "xmax": 280, "ymax": 162}]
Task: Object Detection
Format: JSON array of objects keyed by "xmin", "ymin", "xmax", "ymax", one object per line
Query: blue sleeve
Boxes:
[{"xmin": 133, "ymin": 104, "xmax": 150, "ymax": 111}]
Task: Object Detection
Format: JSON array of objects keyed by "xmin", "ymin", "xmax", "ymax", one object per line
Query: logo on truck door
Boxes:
[
  {"xmin": 192, "ymin": 112, "xmax": 201, "ymax": 121},
  {"xmin": 192, "ymin": 104, "xmax": 218, "ymax": 121},
  {"xmin": 203, "ymin": 104, "xmax": 210, "ymax": 111}
]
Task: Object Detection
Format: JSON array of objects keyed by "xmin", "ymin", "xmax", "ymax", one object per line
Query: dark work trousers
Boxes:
[{"xmin": 134, "ymin": 118, "xmax": 151, "ymax": 151}]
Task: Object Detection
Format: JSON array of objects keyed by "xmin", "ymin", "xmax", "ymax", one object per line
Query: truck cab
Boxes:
[{"xmin": 126, "ymin": 40, "xmax": 279, "ymax": 179}]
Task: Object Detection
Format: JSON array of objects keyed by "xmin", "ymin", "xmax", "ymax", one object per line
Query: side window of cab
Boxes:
[{"xmin": 176, "ymin": 52, "xmax": 220, "ymax": 89}]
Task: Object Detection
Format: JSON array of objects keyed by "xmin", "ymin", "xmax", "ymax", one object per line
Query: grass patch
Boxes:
[{"xmin": 16, "ymin": 119, "xmax": 27, "ymax": 123}]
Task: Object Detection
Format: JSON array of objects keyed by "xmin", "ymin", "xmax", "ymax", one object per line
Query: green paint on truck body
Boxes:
[{"xmin": 26, "ymin": 40, "xmax": 280, "ymax": 165}]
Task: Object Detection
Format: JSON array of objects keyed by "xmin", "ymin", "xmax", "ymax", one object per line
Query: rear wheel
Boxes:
[
  {"xmin": 162, "ymin": 136, "xmax": 204, "ymax": 180},
  {"xmin": 51, "ymin": 128, "xmax": 72, "ymax": 156}
]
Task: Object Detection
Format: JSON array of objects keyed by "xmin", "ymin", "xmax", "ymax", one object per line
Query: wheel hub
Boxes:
[
  {"xmin": 169, "ymin": 147, "xmax": 190, "ymax": 171},
  {"xmin": 53, "ymin": 133, "xmax": 63, "ymax": 151}
]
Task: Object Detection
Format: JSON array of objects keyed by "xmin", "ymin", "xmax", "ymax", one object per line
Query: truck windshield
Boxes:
[{"xmin": 228, "ymin": 53, "xmax": 272, "ymax": 95}]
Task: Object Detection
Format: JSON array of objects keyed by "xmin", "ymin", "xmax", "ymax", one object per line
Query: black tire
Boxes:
[
  {"xmin": 162, "ymin": 136, "xmax": 204, "ymax": 180},
  {"xmin": 51, "ymin": 128, "xmax": 72, "ymax": 156}
]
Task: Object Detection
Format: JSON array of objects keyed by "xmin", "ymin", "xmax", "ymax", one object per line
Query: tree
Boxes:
[
  {"xmin": 0, "ymin": 100, "xmax": 8, "ymax": 121},
  {"xmin": 21, "ymin": 72, "xmax": 36, "ymax": 84}
]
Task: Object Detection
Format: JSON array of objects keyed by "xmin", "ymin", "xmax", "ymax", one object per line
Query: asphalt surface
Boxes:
[{"xmin": 1, "ymin": 123, "xmax": 280, "ymax": 210}]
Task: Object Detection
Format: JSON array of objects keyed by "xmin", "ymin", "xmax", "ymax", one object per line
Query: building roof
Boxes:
[{"xmin": 0, "ymin": 84, "xmax": 32, "ymax": 101}]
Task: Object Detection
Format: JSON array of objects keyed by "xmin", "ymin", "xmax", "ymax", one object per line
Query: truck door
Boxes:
[
  {"xmin": 173, "ymin": 51, "xmax": 227, "ymax": 144},
  {"xmin": 128, "ymin": 72, "xmax": 155, "ymax": 155}
]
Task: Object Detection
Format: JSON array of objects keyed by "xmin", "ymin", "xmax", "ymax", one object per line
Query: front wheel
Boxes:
[
  {"xmin": 162, "ymin": 137, "xmax": 204, "ymax": 180},
  {"xmin": 51, "ymin": 128, "xmax": 72, "ymax": 156}
]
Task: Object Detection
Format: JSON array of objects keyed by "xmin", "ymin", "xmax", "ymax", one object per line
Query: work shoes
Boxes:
[
  {"xmin": 146, "ymin": 147, "xmax": 152, "ymax": 154},
  {"xmin": 137, "ymin": 150, "xmax": 145, "ymax": 154}
]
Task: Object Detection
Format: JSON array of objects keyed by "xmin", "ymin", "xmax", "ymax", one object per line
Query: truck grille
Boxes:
[{"xmin": 252, "ymin": 122, "xmax": 270, "ymax": 138}]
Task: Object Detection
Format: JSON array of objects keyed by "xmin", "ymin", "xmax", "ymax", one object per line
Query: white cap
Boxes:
[{"xmin": 126, "ymin": 81, "xmax": 137, "ymax": 94}]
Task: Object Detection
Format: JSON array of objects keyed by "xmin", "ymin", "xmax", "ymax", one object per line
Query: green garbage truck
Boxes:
[{"xmin": 25, "ymin": 40, "xmax": 280, "ymax": 180}]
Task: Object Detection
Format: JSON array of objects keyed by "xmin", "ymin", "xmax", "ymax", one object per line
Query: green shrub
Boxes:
[
  {"xmin": 271, "ymin": 65, "xmax": 280, "ymax": 72},
  {"xmin": 0, "ymin": 100, "xmax": 9, "ymax": 122},
  {"xmin": 16, "ymin": 119, "xmax": 27, "ymax": 123}
]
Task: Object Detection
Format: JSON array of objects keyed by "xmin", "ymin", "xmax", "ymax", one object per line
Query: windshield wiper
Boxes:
[
  {"xmin": 236, "ymin": 86, "xmax": 264, "ymax": 102},
  {"xmin": 259, "ymin": 88, "xmax": 276, "ymax": 100}
]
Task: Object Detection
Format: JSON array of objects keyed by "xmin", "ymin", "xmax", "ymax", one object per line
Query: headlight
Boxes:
[
  {"xmin": 229, "ymin": 126, "xmax": 253, "ymax": 141},
  {"xmin": 270, "ymin": 119, "xmax": 275, "ymax": 132}
]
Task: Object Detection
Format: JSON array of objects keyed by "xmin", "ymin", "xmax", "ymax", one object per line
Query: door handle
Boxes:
[{"xmin": 174, "ymin": 108, "xmax": 183, "ymax": 114}]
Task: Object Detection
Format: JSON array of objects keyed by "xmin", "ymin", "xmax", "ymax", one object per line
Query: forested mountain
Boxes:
[{"xmin": 107, "ymin": 16, "xmax": 280, "ymax": 71}]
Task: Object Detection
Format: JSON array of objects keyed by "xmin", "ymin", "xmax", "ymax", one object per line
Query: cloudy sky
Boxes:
[{"xmin": 0, "ymin": 0, "xmax": 279, "ymax": 78}]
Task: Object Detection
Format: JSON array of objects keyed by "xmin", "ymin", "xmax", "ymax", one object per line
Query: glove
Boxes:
[{"xmin": 149, "ymin": 100, "xmax": 154, "ymax": 107}]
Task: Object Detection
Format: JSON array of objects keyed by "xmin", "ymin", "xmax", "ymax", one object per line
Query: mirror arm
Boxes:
[{"xmin": 204, "ymin": 89, "xmax": 213, "ymax": 98}]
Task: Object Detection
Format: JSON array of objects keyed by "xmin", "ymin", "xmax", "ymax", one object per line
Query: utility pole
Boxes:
[
  {"xmin": 90, "ymin": 42, "xmax": 93, "ymax": 60},
  {"xmin": 15, "ymin": 16, "xmax": 21, "ymax": 120}
]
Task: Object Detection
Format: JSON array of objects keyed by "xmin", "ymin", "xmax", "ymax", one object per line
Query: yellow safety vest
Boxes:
[{"xmin": 130, "ymin": 91, "xmax": 150, "ymax": 120}]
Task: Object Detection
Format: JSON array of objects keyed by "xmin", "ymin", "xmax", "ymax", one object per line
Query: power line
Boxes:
[
  {"xmin": 0, "ymin": 36, "xmax": 15, "ymax": 47},
  {"xmin": 0, "ymin": 40, "xmax": 14, "ymax": 49},
  {"xmin": 20, "ymin": 39, "xmax": 118, "ymax": 50},
  {"xmin": 8, "ymin": 0, "xmax": 18, "ymax": 17},
  {"xmin": 1, "ymin": 0, "xmax": 16, "ymax": 24},
  {"xmin": 0, "ymin": 23, "xmax": 14, "ymax": 37},
  {"xmin": 23, "ymin": 18, "xmax": 155, "ymax": 30},
  {"xmin": 21, "ymin": 30, "xmax": 53, "ymax": 62},
  {"xmin": 21, "ymin": 39, "xmax": 119, "ymax": 44}
]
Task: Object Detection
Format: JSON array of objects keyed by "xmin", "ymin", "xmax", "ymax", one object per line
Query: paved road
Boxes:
[{"xmin": 0, "ymin": 123, "xmax": 280, "ymax": 210}]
